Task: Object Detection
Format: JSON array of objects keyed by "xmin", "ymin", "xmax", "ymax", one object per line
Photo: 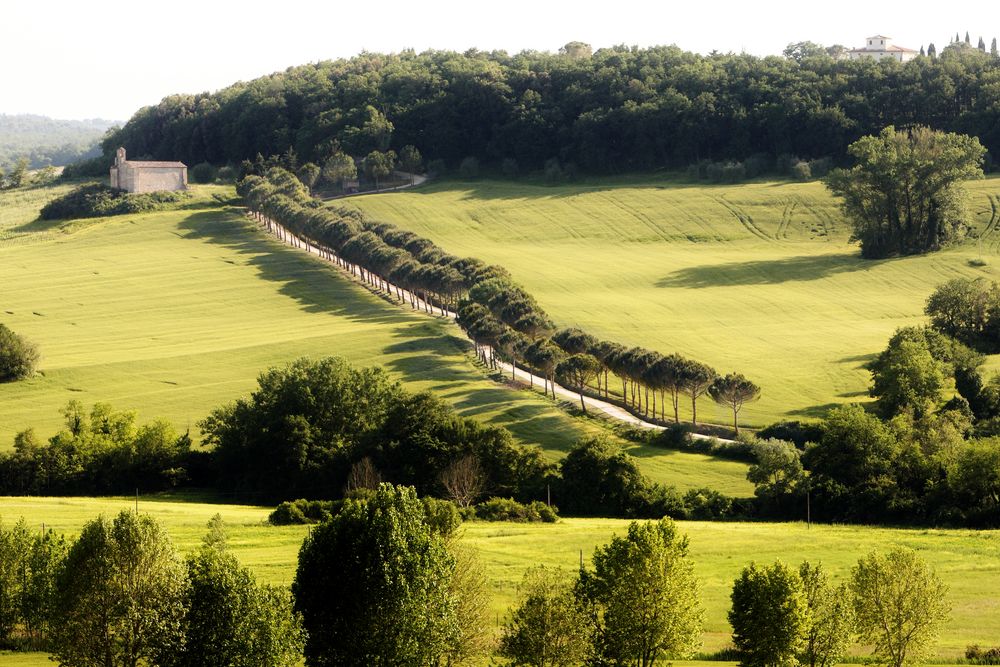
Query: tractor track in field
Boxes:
[
  {"xmin": 715, "ymin": 196, "xmax": 773, "ymax": 242},
  {"xmin": 981, "ymin": 194, "xmax": 1000, "ymax": 253},
  {"xmin": 777, "ymin": 200, "xmax": 798, "ymax": 239}
]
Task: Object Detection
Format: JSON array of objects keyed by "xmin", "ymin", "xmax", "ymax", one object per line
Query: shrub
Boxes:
[
  {"xmin": 791, "ymin": 160, "xmax": 812, "ymax": 181},
  {"xmin": 216, "ymin": 165, "xmax": 237, "ymax": 183},
  {"xmin": 683, "ymin": 487, "xmax": 734, "ymax": 519},
  {"xmin": 756, "ymin": 420, "xmax": 824, "ymax": 448},
  {"xmin": 268, "ymin": 499, "xmax": 338, "ymax": 525},
  {"xmin": 0, "ymin": 324, "xmax": 40, "ymax": 382},
  {"xmin": 471, "ymin": 498, "xmax": 558, "ymax": 522},
  {"xmin": 967, "ymin": 646, "xmax": 1000, "ymax": 665},
  {"xmin": 39, "ymin": 184, "xmax": 188, "ymax": 220},
  {"xmin": 190, "ymin": 162, "xmax": 217, "ymax": 184},
  {"xmin": 458, "ymin": 156, "xmax": 480, "ymax": 179},
  {"xmin": 422, "ymin": 496, "xmax": 463, "ymax": 536}
]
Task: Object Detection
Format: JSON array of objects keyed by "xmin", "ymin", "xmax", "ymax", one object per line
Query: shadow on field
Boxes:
[
  {"xmin": 177, "ymin": 210, "xmax": 421, "ymax": 328},
  {"xmin": 788, "ymin": 402, "xmax": 843, "ymax": 418},
  {"xmin": 656, "ymin": 252, "xmax": 880, "ymax": 288}
]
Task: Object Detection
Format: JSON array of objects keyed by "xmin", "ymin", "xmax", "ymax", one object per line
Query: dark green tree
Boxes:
[
  {"xmin": 292, "ymin": 484, "xmax": 459, "ymax": 666},
  {"xmin": 0, "ymin": 324, "xmax": 40, "ymax": 382},
  {"xmin": 824, "ymin": 126, "xmax": 986, "ymax": 258},
  {"xmin": 709, "ymin": 373, "xmax": 761, "ymax": 435},
  {"xmin": 556, "ymin": 353, "xmax": 602, "ymax": 413},
  {"xmin": 729, "ymin": 561, "xmax": 810, "ymax": 667}
]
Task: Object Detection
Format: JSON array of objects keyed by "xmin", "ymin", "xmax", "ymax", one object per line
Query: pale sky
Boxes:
[{"xmin": 1, "ymin": 0, "xmax": 996, "ymax": 121}]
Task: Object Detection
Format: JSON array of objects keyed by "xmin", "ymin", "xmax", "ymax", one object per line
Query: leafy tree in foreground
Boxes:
[
  {"xmin": 0, "ymin": 323, "xmax": 40, "ymax": 382},
  {"xmin": 798, "ymin": 561, "xmax": 853, "ymax": 667},
  {"xmin": 924, "ymin": 277, "xmax": 1000, "ymax": 350},
  {"xmin": 825, "ymin": 126, "xmax": 985, "ymax": 258},
  {"xmin": 292, "ymin": 484, "xmax": 459, "ymax": 666},
  {"xmin": 579, "ymin": 518, "xmax": 703, "ymax": 667},
  {"xmin": 498, "ymin": 566, "xmax": 591, "ymax": 667},
  {"xmin": 709, "ymin": 373, "xmax": 761, "ymax": 434},
  {"xmin": 729, "ymin": 560, "xmax": 809, "ymax": 667},
  {"xmin": 0, "ymin": 518, "xmax": 31, "ymax": 642},
  {"xmin": 448, "ymin": 544, "xmax": 494, "ymax": 665},
  {"xmin": 50, "ymin": 510, "xmax": 187, "ymax": 667},
  {"xmin": 850, "ymin": 548, "xmax": 950, "ymax": 667},
  {"xmin": 170, "ymin": 515, "xmax": 304, "ymax": 667}
]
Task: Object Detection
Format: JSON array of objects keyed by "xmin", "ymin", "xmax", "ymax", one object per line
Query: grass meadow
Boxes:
[
  {"xmin": 0, "ymin": 183, "xmax": 750, "ymax": 494},
  {"xmin": 2, "ymin": 495, "xmax": 997, "ymax": 659},
  {"xmin": 350, "ymin": 175, "xmax": 1000, "ymax": 428}
]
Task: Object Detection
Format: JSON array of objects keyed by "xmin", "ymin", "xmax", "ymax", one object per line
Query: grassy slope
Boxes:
[
  {"xmin": 0, "ymin": 183, "xmax": 750, "ymax": 495},
  {"xmin": 3, "ymin": 496, "xmax": 996, "ymax": 658},
  {"xmin": 350, "ymin": 176, "xmax": 1000, "ymax": 427}
]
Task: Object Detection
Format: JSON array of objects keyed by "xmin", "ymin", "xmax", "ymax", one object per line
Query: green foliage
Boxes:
[
  {"xmin": 729, "ymin": 561, "xmax": 810, "ymax": 667},
  {"xmin": 0, "ymin": 401, "xmax": 195, "ymax": 495},
  {"xmin": 321, "ymin": 151, "xmax": 357, "ymax": 187},
  {"xmin": 459, "ymin": 156, "xmax": 480, "ymax": 179},
  {"xmin": 268, "ymin": 499, "xmax": 339, "ymax": 525},
  {"xmin": 925, "ymin": 277, "xmax": 1000, "ymax": 351},
  {"xmin": 579, "ymin": 518, "xmax": 703, "ymax": 667},
  {"xmin": 850, "ymin": 548, "xmax": 950, "ymax": 667},
  {"xmin": 50, "ymin": 510, "xmax": 187, "ymax": 667},
  {"xmin": 170, "ymin": 517, "xmax": 304, "ymax": 667},
  {"xmin": 825, "ymin": 126, "xmax": 986, "ymax": 258},
  {"xmin": 362, "ymin": 149, "xmax": 396, "ymax": 187},
  {"xmin": 0, "ymin": 324, "xmax": 39, "ymax": 382},
  {"xmin": 746, "ymin": 439, "xmax": 804, "ymax": 502},
  {"xmin": 292, "ymin": 484, "xmax": 460, "ymax": 666},
  {"xmin": 498, "ymin": 566, "xmax": 592, "ymax": 667},
  {"xmin": 190, "ymin": 162, "xmax": 217, "ymax": 184},
  {"xmin": 798, "ymin": 561, "xmax": 853, "ymax": 667},
  {"xmin": 38, "ymin": 183, "xmax": 188, "ymax": 220},
  {"xmin": 709, "ymin": 373, "xmax": 761, "ymax": 434},
  {"xmin": 471, "ymin": 498, "xmax": 558, "ymax": 523}
]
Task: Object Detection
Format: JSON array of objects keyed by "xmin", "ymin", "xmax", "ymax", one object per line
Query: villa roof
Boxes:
[{"xmin": 849, "ymin": 43, "xmax": 918, "ymax": 53}]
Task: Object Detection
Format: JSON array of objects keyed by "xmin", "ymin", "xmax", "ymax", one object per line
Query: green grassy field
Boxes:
[
  {"xmin": 0, "ymin": 183, "xmax": 750, "ymax": 494},
  {"xmin": 2, "ymin": 496, "xmax": 996, "ymax": 659},
  {"xmin": 350, "ymin": 175, "xmax": 1000, "ymax": 428}
]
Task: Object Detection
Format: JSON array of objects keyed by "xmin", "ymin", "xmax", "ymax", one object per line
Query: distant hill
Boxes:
[{"xmin": 0, "ymin": 114, "xmax": 118, "ymax": 169}]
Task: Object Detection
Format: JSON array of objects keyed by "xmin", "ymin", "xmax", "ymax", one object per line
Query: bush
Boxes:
[
  {"xmin": 60, "ymin": 155, "xmax": 113, "ymax": 179},
  {"xmin": 422, "ymin": 496, "xmax": 463, "ymax": 536},
  {"xmin": 39, "ymin": 183, "xmax": 188, "ymax": 220},
  {"xmin": 216, "ymin": 165, "xmax": 237, "ymax": 183},
  {"xmin": 458, "ymin": 156, "xmax": 480, "ymax": 179},
  {"xmin": 683, "ymin": 487, "xmax": 734, "ymax": 519},
  {"xmin": 967, "ymin": 646, "xmax": 1000, "ymax": 664},
  {"xmin": 471, "ymin": 497, "xmax": 558, "ymax": 522},
  {"xmin": 0, "ymin": 324, "xmax": 40, "ymax": 382},
  {"xmin": 268, "ymin": 499, "xmax": 338, "ymax": 525},
  {"xmin": 756, "ymin": 420, "xmax": 824, "ymax": 448},
  {"xmin": 791, "ymin": 160, "xmax": 812, "ymax": 181},
  {"xmin": 190, "ymin": 162, "xmax": 217, "ymax": 184}
]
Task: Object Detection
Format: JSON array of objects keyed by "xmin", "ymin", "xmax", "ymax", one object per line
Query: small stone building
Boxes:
[
  {"xmin": 110, "ymin": 147, "xmax": 188, "ymax": 193},
  {"xmin": 848, "ymin": 35, "xmax": 919, "ymax": 63}
]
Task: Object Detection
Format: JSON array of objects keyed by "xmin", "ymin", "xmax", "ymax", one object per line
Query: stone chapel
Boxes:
[{"xmin": 109, "ymin": 147, "xmax": 188, "ymax": 193}]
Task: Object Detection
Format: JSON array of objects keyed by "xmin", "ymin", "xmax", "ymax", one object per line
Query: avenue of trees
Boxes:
[
  {"xmin": 824, "ymin": 126, "xmax": 986, "ymax": 258},
  {"xmin": 241, "ymin": 168, "xmax": 761, "ymax": 433},
  {"xmin": 100, "ymin": 43, "xmax": 1000, "ymax": 177}
]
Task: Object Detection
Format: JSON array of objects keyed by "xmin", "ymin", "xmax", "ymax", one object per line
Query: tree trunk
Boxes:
[{"xmin": 691, "ymin": 395, "xmax": 698, "ymax": 426}]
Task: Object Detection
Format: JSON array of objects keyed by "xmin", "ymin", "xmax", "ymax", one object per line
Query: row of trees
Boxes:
[
  {"xmin": 101, "ymin": 43, "xmax": 1000, "ymax": 176},
  {"xmin": 241, "ymin": 168, "xmax": 761, "ymax": 432},
  {"xmin": 0, "ymin": 512, "xmax": 303, "ymax": 665}
]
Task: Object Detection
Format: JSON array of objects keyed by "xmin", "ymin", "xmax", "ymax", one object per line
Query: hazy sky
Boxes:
[{"xmin": 2, "ymin": 0, "xmax": 997, "ymax": 121}]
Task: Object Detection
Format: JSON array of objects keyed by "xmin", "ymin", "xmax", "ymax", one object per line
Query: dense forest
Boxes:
[
  {"xmin": 0, "ymin": 114, "xmax": 113, "ymax": 169},
  {"xmin": 103, "ymin": 41, "xmax": 1000, "ymax": 174}
]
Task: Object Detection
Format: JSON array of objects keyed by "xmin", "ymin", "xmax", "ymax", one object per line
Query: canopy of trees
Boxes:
[
  {"xmin": 825, "ymin": 126, "xmax": 985, "ymax": 258},
  {"xmin": 0, "ymin": 324, "xmax": 39, "ymax": 382},
  {"xmin": 101, "ymin": 46, "xmax": 1000, "ymax": 175}
]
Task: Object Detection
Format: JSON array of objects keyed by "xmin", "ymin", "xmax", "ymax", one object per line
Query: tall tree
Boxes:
[
  {"xmin": 850, "ymin": 548, "xmax": 950, "ymax": 667},
  {"xmin": 709, "ymin": 373, "xmax": 761, "ymax": 434},
  {"xmin": 399, "ymin": 145, "xmax": 423, "ymax": 184},
  {"xmin": 556, "ymin": 353, "xmax": 602, "ymax": 412},
  {"xmin": 498, "ymin": 566, "xmax": 592, "ymax": 667},
  {"xmin": 798, "ymin": 562, "xmax": 854, "ymax": 667},
  {"xmin": 292, "ymin": 484, "xmax": 459, "ymax": 666},
  {"xmin": 320, "ymin": 151, "xmax": 357, "ymax": 189},
  {"xmin": 49, "ymin": 511, "xmax": 187, "ymax": 667},
  {"xmin": 824, "ymin": 126, "xmax": 985, "ymax": 258},
  {"xmin": 681, "ymin": 361, "xmax": 717, "ymax": 426},
  {"xmin": 729, "ymin": 561, "xmax": 810, "ymax": 667},
  {"xmin": 578, "ymin": 518, "xmax": 703, "ymax": 667},
  {"xmin": 363, "ymin": 150, "xmax": 397, "ymax": 189}
]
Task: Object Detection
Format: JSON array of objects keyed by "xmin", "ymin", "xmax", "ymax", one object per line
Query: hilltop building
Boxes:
[
  {"xmin": 848, "ymin": 35, "xmax": 919, "ymax": 63},
  {"xmin": 110, "ymin": 147, "xmax": 187, "ymax": 193}
]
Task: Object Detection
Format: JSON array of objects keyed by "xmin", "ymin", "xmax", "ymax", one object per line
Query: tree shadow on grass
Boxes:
[
  {"xmin": 177, "ymin": 209, "xmax": 424, "ymax": 327},
  {"xmin": 656, "ymin": 252, "xmax": 881, "ymax": 288}
]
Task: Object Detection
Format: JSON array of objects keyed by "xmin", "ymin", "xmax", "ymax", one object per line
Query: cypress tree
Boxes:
[
  {"xmin": 992, "ymin": 37, "xmax": 998, "ymax": 57},
  {"xmin": 978, "ymin": 36, "xmax": 986, "ymax": 51},
  {"xmin": 920, "ymin": 45, "xmax": 925, "ymax": 56},
  {"xmin": 965, "ymin": 31, "xmax": 971, "ymax": 44},
  {"xmin": 928, "ymin": 43, "xmax": 937, "ymax": 58}
]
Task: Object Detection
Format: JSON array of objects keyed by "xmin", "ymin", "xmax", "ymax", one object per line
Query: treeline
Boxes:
[
  {"xmin": 242, "ymin": 167, "xmax": 760, "ymax": 431},
  {"xmin": 101, "ymin": 44, "xmax": 1000, "ymax": 176}
]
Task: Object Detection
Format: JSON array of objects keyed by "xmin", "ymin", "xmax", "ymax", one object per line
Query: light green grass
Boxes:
[
  {"xmin": 350, "ymin": 176, "xmax": 1000, "ymax": 427},
  {"xmin": 0, "ymin": 183, "xmax": 750, "ymax": 494},
  {"xmin": 3, "ymin": 496, "xmax": 995, "ymax": 659}
]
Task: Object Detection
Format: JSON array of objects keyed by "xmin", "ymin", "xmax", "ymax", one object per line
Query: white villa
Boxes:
[{"xmin": 848, "ymin": 35, "xmax": 919, "ymax": 63}]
